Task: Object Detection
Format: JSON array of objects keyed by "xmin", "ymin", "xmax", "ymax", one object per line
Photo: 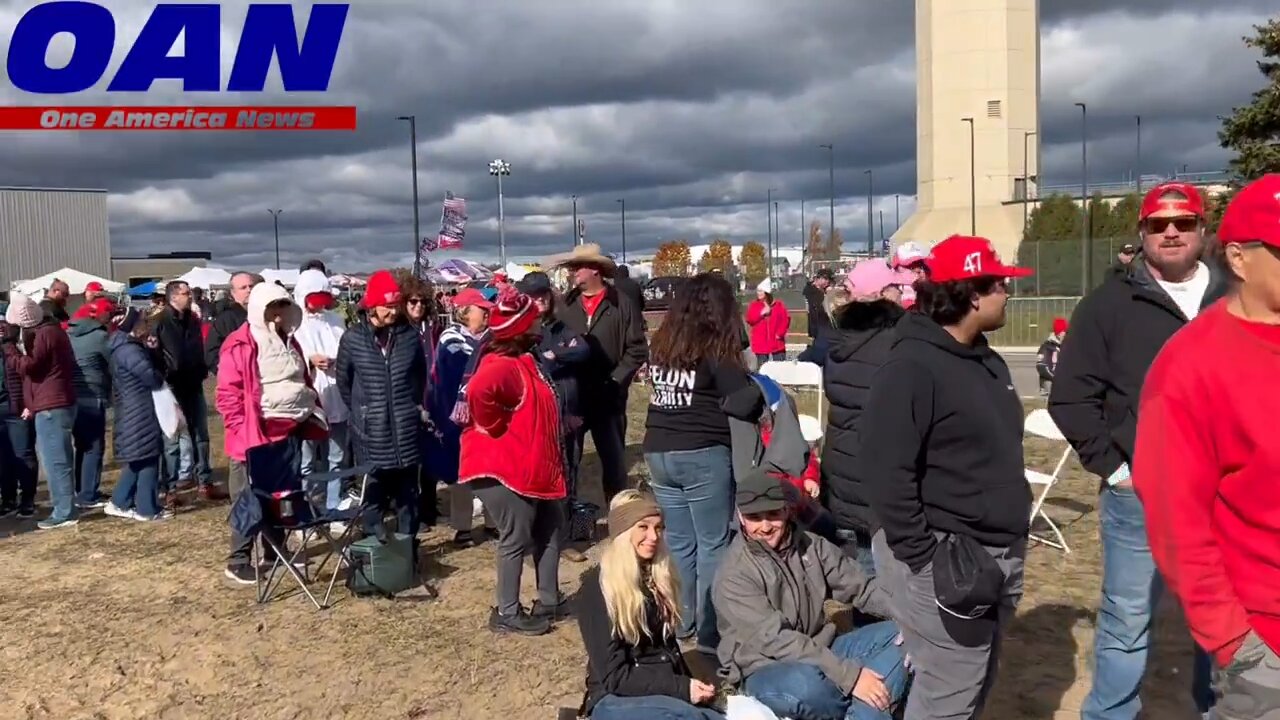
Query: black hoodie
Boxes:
[
  {"xmin": 819, "ymin": 300, "xmax": 904, "ymax": 534},
  {"xmin": 860, "ymin": 312, "xmax": 1031, "ymax": 573}
]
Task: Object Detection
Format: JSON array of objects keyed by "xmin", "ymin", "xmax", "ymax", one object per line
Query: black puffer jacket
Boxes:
[
  {"xmin": 335, "ymin": 320, "xmax": 428, "ymax": 470},
  {"xmin": 820, "ymin": 300, "xmax": 904, "ymax": 534}
]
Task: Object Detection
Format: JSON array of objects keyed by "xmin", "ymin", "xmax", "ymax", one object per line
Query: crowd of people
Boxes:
[{"xmin": 2, "ymin": 175, "xmax": 1278, "ymax": 719}]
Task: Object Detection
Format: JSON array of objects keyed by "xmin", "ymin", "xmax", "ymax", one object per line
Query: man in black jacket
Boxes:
[
  {"xmin": 554, "ymin": 244, "xmax": 648, "ymax": 504},
  {"xmin": 613, "ymin": 264, "xmax": 646, "ymax": 316},
  {"xmin": 1049, "ymin": 183, "xmax": 1225, "ymax": 720},
  {"xmin": 803, "ymin": 268, "xmax": 834, "ymax": 340},
  {"xmin": 154, "ymin": 280, "xmax": 223, "ymax": 499},
  {"xmin": 40, "ymin": 279, "xmax": 70, "ymax": 323},
  {"xmin": 205, "ymin": 272, "xmax": 261, "ymax": 376},
  {"xmin": 861, "ymin": 235, "xmax": 1032, "ymax": 720}
]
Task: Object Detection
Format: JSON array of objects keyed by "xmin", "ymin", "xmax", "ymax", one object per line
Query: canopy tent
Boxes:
[
  {"xmin": 328, "ymin": 273, "xmax": 366, "ymax": 289},
  {"xmin": 177, "ymin": 266, "xmax": 232, "ymax": 289},
  {"xmin": 12, "ymin": 268, "xmax": 124, "ymax": 296},
  {"xmin": 127, "ymin": 280, "xmax": 162, "ymax": 298},
  {"xmin": 260, "ymin": 269, "xmax": 301, "ymax": 287},
  {"xmin": 436, "ymin": 259, "xmax": 492, "ymax": 282},
  {"xmin": 501, "ymin": 262, "xmax": 537, "ymax": 281}
]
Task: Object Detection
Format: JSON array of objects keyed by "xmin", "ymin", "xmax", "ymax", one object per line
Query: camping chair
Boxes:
[
  {"xmin": 1024, "ymin": 408, "xmax": 1072, "ymax": 554},
  {"xmin": 758, "ymin": 360, "xmax": 826, "ymax": 426},
  {"xmin": 231, "ymin": 438, "xmax": 373, "ymax": 609}
]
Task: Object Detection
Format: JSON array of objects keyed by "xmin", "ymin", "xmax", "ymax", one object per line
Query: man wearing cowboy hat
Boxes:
[{"xmin": 551, "ymin": 244, "xmax": 647, "ymax": 505}]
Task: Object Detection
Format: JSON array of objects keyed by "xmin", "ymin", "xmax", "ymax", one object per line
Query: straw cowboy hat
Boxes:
[{"xmin": 544, "ymin": 243, "xmax": 617, "ymax": 278}]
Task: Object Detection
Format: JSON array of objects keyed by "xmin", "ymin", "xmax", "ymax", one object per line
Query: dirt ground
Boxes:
[{"xmin": 0, "ymin": 390, "xmax": 1205, "ymax": 720}]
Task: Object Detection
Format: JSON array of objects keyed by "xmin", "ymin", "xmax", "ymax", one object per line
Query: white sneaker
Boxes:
[
  {"xmin": 132, "ymin": 509, "xmax": 173, "ymax": 522},
  {"xmin": 336, "ymin": 496, "xmax": 355, "ymax": 511},
  {"xmin": 104, "ymin": 502, "xmax": 138, "ymax": 520}
]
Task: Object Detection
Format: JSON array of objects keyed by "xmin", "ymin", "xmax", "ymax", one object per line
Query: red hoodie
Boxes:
[{"xmin": 1134, "ymin": 300, "xmax": 1280, "ymax": 665}]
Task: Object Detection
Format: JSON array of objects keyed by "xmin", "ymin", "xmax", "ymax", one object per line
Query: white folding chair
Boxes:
[
  {"xmin": 1024, "ymin": 408, "xmax": 1072, "ymax": 554},
  {"xmin": 758, "ymin": 360, "xmax": 825, "ymax": 426}
]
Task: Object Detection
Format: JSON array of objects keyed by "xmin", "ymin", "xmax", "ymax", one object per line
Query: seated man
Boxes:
[{"xmin": 714, "ymin": 469, "xmax": 910, "ymax": 720}]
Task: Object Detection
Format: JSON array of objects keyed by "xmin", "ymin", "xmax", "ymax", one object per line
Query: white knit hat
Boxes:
[
  {"xmin": 757, "ymin": 277, "xmax": 773, "ymax": 294},
  {"xmin": 4, "ymin": 293, "xmax": 42, "ymax": 329}
]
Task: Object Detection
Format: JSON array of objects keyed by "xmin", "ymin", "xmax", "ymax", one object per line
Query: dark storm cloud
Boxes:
[{"xmin": 0, "ymin": 0, "xmax": 1272, "ymax": 268}]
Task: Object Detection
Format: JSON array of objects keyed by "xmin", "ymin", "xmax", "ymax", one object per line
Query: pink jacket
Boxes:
[
  {"xmin": 215, "ymin": 323, "xmax": 318, "ymax": 462},
  {"xmin": 745, "ymin": 299, "xmax": 791, "ymax": 355}
]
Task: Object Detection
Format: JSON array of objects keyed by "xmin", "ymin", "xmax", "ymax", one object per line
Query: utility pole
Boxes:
[
  {"xmin": 268, "ymin": 209, "xmax": 283, "ymax": 269},
  {"xmin": 1075, "ymin": 102, "xmax": 1090, "ymax": 292},
  {"xmin": 864, "ymin": 169, "xmax": 874, "ymax": 254},
  {"xmin": 397, "ymin": 116, "xmax": 421, "ymax": 275},
  {"xmin": 617, "ymin": 199, "xmax": 627, "ymax": 261},
  {"xmin": 819, "ymin": 144, "xmax": 835, "ymax": 249},
  {"xmin": 571, "ymin": 195, "xmax": 578, "ymax": 247},
  {"xmin": 488, "ymin": 159, "xmax": 511, "ymax": 265},
  {"xmin": 962, "ymin": 117, "xmax": 976, "ymax": 235}
]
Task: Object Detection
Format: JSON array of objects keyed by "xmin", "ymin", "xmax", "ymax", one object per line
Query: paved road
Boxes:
[{"xmin": 1001, "ymin": 351, "xmax": 1043, "ymax": 400}]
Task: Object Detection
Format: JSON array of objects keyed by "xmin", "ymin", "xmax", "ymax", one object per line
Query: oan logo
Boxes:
[{"xmin": 5, "ymin": 2, "xmax": 349, "ymax": 94}]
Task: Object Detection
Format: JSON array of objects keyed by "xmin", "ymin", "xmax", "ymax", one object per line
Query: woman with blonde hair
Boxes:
[{"xmin": 576, "ymin": 490, "xmax": 724, "ymax": 719}]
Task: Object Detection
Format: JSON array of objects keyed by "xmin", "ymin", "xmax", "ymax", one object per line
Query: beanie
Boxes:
[
  {"xmin": 1052, "ymin": 317, "xmax": 1068, "ymax": 335},
  {"xmin": 4, "ymin": 293, "xmax": 41, "ymax": 329},
  {"xmin": 362, "ymin": 270, "xmax": 401, "ymax": 309},
  {"xmin": 487, "ymin": 287, "xmax": 539, "ymax": 340}
]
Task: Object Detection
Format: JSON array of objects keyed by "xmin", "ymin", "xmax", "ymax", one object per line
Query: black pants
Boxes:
[
  {"xmin": 363, "ymin": 465, "xmax": 420, "ymax": 538},
  {"xmin": 226, "ymin": 459, "xmax": 285, "ymax": 568},
  {"xmin": 417, "ymin": 466, "xmax": 439, "ymax": 527},
  {"xmin": 0, "ymin": 409, "xmax": 37, "ymax": 507},
  {"xmin": 572, "ymin": 412, "xmax": 627, "ymax": 505}
]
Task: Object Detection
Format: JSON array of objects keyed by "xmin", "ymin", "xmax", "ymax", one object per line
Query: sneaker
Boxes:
[
  {"xmin": 488, "ymin": 607, "xmax": 551, "ymax": 636},
  {"xmin": 17, "ymin": 503, "xmax": 35, "ymax": 518},
  {"xmin": 0, "ymin": 501, "xmax": 16, "ymax": 518},
  {"xmin": 198, "ymin": 484, "xmax": 229, "ymax": 501},
  {"xmin": 132, "ymin": 509, "xmax": 174, "ymax": 522},
  {"xmin": 37, "ymin": 516, "xmax": 79, "ymax": 531},
  {"xmin": 561, "ymin": 547, "xmax": 588, "ymax": 563},
  {"xmin": 531, "ymin": 597, "xmax": 573, "ymax": 621},
  {"xmin": 452, "ymin": 530, "xmax": 473, "ymax": 548},
  {"xmin": 175, "ymin": 478, "xmax": 197, "ymax": 492},
  {"xmin": 75, "ymin": 499, "xmax": 107, "ymax": 510},
  {"xmin": 162, "ymin": 493, "xmax": 183, "ymax": 512},
  {"xmin": 224, "ymin": 565, "xmax": 256, "ymax": 585},
  {"xmin": 104, "ymin": 502, "xmax": 138, "ymax": 520}
]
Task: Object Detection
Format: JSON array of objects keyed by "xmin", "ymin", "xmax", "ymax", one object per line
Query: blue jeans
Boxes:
[
  {"xmin": 591, "ymin": 694, "xmax": 725, "ymax": 719},
  {"xmin": 645, "ymin": 445, "xmax": 735, "ymax": 651},
  {"xmin": 72, "ymin": 398, "xmax": 107, "ymax": 503},
  {"xmin": 1083, "ymin": 486, "xmax": 1214, "ymax": 720},
  {"xmin": 34, "ymin": 406, "xmax": 78, "ymax": 521},
  {"xmin": 745, "ymin": 621, "xmax": 909, "ymax": 720},
  {"xmin": 300, "ymin": 422, "xmax": 348, "ymax": 509},
  {"xmin": 162, "ymin": 389, "xmax": 211, "ymax": 488},
  {"xmin": 0, "ymin": 409, "xmax": 37, "ymax": 506},
  {"xmin": 111, "ymin": 458, "xmax": 162, "ymax": 518}
]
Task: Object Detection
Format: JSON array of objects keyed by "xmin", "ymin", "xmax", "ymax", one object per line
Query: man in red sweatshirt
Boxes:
[{"xmin": 1134, "ymin": 174, "xmax": 1280, "ymax": 720}]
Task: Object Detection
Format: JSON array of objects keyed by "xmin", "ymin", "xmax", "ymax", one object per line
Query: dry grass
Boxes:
[{"xmin": 0, "ymin": 391, "xmax": 1203, "ymax": 720}]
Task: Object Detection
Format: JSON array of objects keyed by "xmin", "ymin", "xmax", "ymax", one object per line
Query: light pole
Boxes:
[
  {"xmin": 800, "ymin": 198, "xmax": 806, "ymax": 270},
  {"xmin": 773, "ymin": 200, "xmax": 780, "ymax": 276},
  {"xmin": 864, "ymin": 169, "xmax": 874, "ymax": 254},
  {"xmin": 268, "ymin": 209, "xmax": 283, "ymax": 269},
  {"xmin": 767, "ymin": 187, "xmax": 777, "ymax": 277},
  {"xmin": 571, "ymin": 194, "xmax": 578, "ymax": 247},
  {"xmin": 397, "ymin": 116, "xmax": 421, "ymax": 275},
  {"xmin": 1023, "ymin": 130, "xmax": 1038, "ymax": 239},
  {"xmin": 617, "ymin": 199, "xmax": 626, "ymax": 262},
  {"xmin": 962, "ymin": 117, "xmax": 976, "ymax": 235},
  {"xmin": 894, "ymin": 193, "xmax": 901, "ymax": 232},
  {"xmin": 488, "ymin": 159, "xmax": 511, "ymax": 265},
  {"xmin": 1134, "ymin": 115, "xmax": 1142, "ymax": 191},
  {"xmin": 819, "ymin": 144, "xmax": 835, "ymax": 245},
  {"xmin": 1075, "ymin": 102, "xmax": 1090, "ymax": 291}
]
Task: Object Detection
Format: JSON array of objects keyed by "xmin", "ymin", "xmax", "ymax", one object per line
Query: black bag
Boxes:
[
  {"xmin": 567, "ymin": 501, "xmax": 600, "ymax": 542},
  {"xmin": 931, "ymin": 533, "xmax": 1004, "ymax": 620}
]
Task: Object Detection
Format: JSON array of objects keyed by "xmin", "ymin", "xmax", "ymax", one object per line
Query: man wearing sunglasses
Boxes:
[
  {"xmin": 1133, "ymin": 175, "xmax": 1280, "ymax": 720},
  {"xmin": 1050, "ymin": 182, "xmax": 1228, "ymax": 720}
]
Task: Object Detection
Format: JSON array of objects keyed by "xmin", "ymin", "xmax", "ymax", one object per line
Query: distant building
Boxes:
[
  {"xmin": 111, "ymin": 251, "xmax": 210, "ymax": 289},
  {"xmin": 0, "ymin": 186, "xmax": 112, "ymax": 293}
]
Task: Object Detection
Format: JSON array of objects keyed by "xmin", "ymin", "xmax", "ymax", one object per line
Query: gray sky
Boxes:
[{"xmin": 0, "ymin": 0, "xmax": 1273, "ymax": 271}]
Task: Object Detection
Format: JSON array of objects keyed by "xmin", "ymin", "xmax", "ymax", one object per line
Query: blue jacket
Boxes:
[
  {"xmin": 68, "ymin": 317, "xmax": 113, "ymax": 403},
  {"xmin": 536, "ymin": 315, "xmax": 589, "ymax": 420},
  {"xmin": 108, "ymin": 332, "xmax": 166, "ymax": 462},
  {"xmin": 425, "ymin": 324, "xmax": 485, "ymax": 482},
  {"xmin": 335, "ymin": 320, "xmax": 428, "ymax": 471}
]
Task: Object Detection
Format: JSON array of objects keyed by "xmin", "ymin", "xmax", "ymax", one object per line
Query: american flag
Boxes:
[{"xmin": 437, "ymin": 194, "xmax": 467, "ymax": 249}]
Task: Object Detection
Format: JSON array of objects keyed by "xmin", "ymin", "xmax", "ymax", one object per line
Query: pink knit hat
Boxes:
[
  {"xmin": 845, "ymin": 260, "xmax": 916, "ymax": 297},
  {"xmin": 4, "ymin": 293, "xmax": 42, "ymax": 329}
]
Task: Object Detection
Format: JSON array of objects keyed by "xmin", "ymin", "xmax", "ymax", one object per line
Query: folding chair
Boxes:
[
  {"xmin": 758, "ymin": 360, "xmax": 826, "ymax": 426},
  {"xmin": 1024, "ymin": 408, "xmax": 1072, "ymax": 554},
  {"xmin": 232, "ymin": 438, "xmax": 373, "ymax": 609}
]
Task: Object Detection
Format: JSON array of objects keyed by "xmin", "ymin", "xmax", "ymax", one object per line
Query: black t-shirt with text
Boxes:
[{"xmin": 643, "ymin": 358, "xmax": 753, "ymax": 453}]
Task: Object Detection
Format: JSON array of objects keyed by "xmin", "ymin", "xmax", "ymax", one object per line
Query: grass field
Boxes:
[{"xmin": 0, "ymin": 388, "xmax": 1203, "ymax": 720}]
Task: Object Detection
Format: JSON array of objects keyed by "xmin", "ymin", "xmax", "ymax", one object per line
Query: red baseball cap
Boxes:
[
  {"xmin": 1140, "ymin": 182, "xmax": 1205, "ymax": 221},
  {"xmin": 1217, "ymin": 174, "xmax": 1280, "ymax": 249},
  {"xmin": 925, "ymin": 235, "xmax": 1033, "ymax": 282},
  {"xmin": 453, "ymin": 288, "xmax": 495, "ymax": 310},
  {"xmin": 85, "ymin": 281, "xmax": 104, "ymax": 293}
]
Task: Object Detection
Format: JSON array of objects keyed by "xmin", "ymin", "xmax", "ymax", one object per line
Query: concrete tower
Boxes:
[{"xmin": 892, "ymin": 0, "xmax": 1040, "ymax": 259}]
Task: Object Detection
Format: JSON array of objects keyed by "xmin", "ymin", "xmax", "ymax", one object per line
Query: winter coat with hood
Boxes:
[
  {"xmin": 859, "ymin": 312, "xmax": 1031, "ymax": 573},
  {"xmin": 0, "ymin": 320, "xmax": 23, "ymax": 415},
  {"xmin": 745, "ymin": 297, "xmax": 791, "ymax": 355},
  {"xmin": 292, "ymin": 269, "xmax": 348, "ymax": 425},
  {"xmin": 108, "ymin": 331, "xmax": 166, "ymax": 462},
  {"xmin": 425, "ymin": 323, "xmax": 487, "ymax": 482},
  {"xmin": 713, "ymin": 523, "xmax": 893, "ymax": 692},
  {"xmin": 68, "ymin": 316, "xmax": 113, "ymax": 403},
  {"xmin": 4, "ymin": 316, "xmax": 77, "ymax": 413},
  {"xmin": 215, "ymin": 283, "xmax": 319, "ymax": 463},
  {"xmin": 819, "ymin": 299, "xmax": 904, "ymax": 534},
  {"xmin": 336, "ymin": 315, "xmax": 428, "ymax": 471},
  {"xmin": 1035, "ymin": 334, "xmax": 1061, "ymax": 382}
]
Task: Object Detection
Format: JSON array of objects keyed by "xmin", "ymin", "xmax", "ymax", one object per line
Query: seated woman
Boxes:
[{"xmin": 577, "ymin": 491, "xmax": 725, "ymax": 720}]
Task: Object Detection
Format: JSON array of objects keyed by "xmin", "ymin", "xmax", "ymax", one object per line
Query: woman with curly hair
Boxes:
[
  {"xmin": 642, "ymin": 272, "xmax": 763, "ymax": 652},
  {"xmin": 399, "ymin": 274, "xmax": 442, "ymax": 524}
]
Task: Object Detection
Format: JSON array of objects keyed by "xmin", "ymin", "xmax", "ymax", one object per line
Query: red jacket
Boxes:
[
  {"xmin": 459, "ymin": 352, "xmax": 566, "ymax": 500},
  {"xmin": 745, "ymin": 299, "xmax": 790, "ymax": 355},
  {"xmin": 1134, "ymin": 301, "xmax": 1280, "ymax": 665},
  {"xmin": 3, "ymin": 322, "xmax": 76, "ymax": 413}
]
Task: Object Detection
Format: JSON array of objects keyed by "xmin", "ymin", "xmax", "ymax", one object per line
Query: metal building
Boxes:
[{"xmin": 0, "ymin": 186, "xmax": 112, "ymax": 291}]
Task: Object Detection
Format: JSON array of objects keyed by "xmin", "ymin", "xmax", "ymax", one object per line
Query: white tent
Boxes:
[
  {"xmin": 12, "ymin": 268, "xmax": 124, "ymax": 296},
  {"xmin": 260, "ymin": 269, "xmax": 300, "ymax": 287},
  {"xmin": 176, "ymin": 266, "xmax": 232, "ymax": 289},
  {"xmin": 502, "ymin": 262, "xmax": 531, "ymax": 281}
]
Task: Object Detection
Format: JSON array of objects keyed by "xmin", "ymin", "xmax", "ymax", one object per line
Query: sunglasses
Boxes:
[
  {"xmin": 406, "ymin": 298, "xmax": 426, "ymax": 306},
  {"xmin": 1143, "ymin": 216, "xmax": 1199, "ymax": 234}
]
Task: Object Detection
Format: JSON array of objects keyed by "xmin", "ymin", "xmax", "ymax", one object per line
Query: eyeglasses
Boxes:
[
  {"xmin": 406, "ymin": 298, "xmax": 426, "ymax": 306},
  {"xmin": 1143, "ymin": 216, "xmax": 1199, "ymax": 234}
]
